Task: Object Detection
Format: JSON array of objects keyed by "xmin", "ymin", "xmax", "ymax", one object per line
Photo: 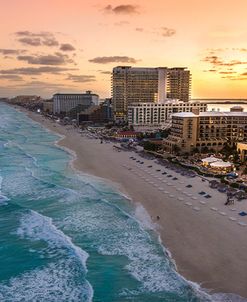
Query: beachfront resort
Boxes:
[
  {"xmin": 2, "ymin": 65, "xmax": 247, "ymax": 190},
  {"xmin": 1, "ymin": 64, "xmax": 247, "ymax": 299}
]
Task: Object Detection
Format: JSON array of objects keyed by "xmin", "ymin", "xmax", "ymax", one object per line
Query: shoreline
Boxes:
[{"xmin": 17, "ymin": 107, "xmax": 247, "ymax": 299}]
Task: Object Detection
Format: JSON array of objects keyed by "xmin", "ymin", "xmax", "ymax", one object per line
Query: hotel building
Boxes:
[
  {"xmin": 112, "ymin": 66, "xmax": 191, "ymax": 120},
  {"xmin": 128, "ymin": 100, "xmax": 206, "ymax": 128},
  {"xmin": 163, "ymin": 108, "xmax": 247, "ymax": 153},
  {"xmin": 53, "ymin": 91, "xmax": 99, "ymax": 114},
  {"xmin": 167, "ymin": 68, "xmax": 191, "ymax": 101}
]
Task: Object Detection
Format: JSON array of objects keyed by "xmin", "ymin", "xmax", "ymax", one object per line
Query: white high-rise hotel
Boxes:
[{"xmin": 112, "ymin": 66, "xmax": 191, "ymax": 120}]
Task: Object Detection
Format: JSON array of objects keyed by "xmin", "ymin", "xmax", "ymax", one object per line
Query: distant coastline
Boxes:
[{"xmin": 192, "ymin": 99, "xmax": 247, "ymax": 104}]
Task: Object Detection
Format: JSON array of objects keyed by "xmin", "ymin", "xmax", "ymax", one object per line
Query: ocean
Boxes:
[{"xmin": 0, "ymin": 103, "xmax": 237, "ymax": 302}]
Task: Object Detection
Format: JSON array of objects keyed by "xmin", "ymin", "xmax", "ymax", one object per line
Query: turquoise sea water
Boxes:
[{"xmin": 0, "ymin": 103, "xmax": 220, "ymax": 302}]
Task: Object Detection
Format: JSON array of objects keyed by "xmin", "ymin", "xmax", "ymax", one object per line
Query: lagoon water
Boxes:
[
  {"xmin": 0, "ymin": 103, "xmax": 227, "ymax": 302},
  {"xmin": 207, "ymin": 103, "xmax": 247, "ymax": 112}
]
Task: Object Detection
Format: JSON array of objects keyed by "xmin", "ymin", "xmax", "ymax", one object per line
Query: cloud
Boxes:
[
  {"xmin": 202, "ymin": 55, "xmax": 222, "ymax": 65},
  {"xmin": 206, "ymin": 48, "xmax": 227, "ymax": 53},
  {"xmin": 202, "ymin": 55, "xmax": 247, "ymax": 67},
  {"xmin": 15, "ymin": 31, "xmax": 59, "ymax": 47},
  {"xmin": 17, "ymin": 52, "xmax": 74, "ymax": 66},
  {"xmin": 203, "ymin": 69, "xmax": 217, "ymax": 72},
  {"xmin": 0, "ymin": 81, "xmax": 79, "ymax": 97},
  {"xmin": 42, "ymin": 37, "xmax": 59, "ymax": 47},
  {"xmin": 221, "ymin": 74, "xmax": 247, "ymax": 81},
  {"xmin": 15, "ymin": 31, "xmax": 43, "ymax": 37},
  {"xmin": 100, "ymin": 70, "xmax": 111, "ymax": 74},
  {"xmin": 114, "ymin": 21, "xmax": 129, "ymax": 26},
  {"xmin": 152, "ymin": 27, "xmax": 176, "ymax": 38},
  {"xmin": 60, "ymin": 43, "xmax": 75, "ymax": 52},
  {"xmin": 17, "ymin": 80, "xmax": 75, "ymax": 88},
  {"xmin": 66, "ymin": 74, "xmax": 96, "ymax": 83},
  {"xmin": 0, "ymin": 74, "xmax": 23, "ymax": 81},
  {"xmin": 206, "ymin": 48, "xmax": 247, "ymax": 54},
  {"xmin": 202, "ymin": 48, "xmax": 247, "ymax": 81},
  {"xmin": 0, "ymin": 49, "xmax": 26, "ymax": 56},
  {"xmin": 0, "ymin": 66, "xmax": 77, "ymax": 76},
  {"xmin": 89, "ymin": 56, "xmax": 139, "ymax": 64},
  {"xmin": 219, "ymin": 71, "xmax": 236, "ymax": 74},
  {"xmin": 135, "ymin": 27, "xmax": 144, "ymax": 32},
  {"xmin": 18, "ymin": 37, "xmax": 42, "ymax": 46},
  {"xmin": 104, "ymin": 4, "xmax": 139, "ymax": 15},
  {"xmin": 160, "ymin": 27, "xmax": 176, "ymax": 37}
]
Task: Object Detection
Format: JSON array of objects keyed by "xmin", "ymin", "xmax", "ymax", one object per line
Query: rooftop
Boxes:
[
  {"xmin": 173, "ymin": 111, "xmax": 247, "ymax": 118},
  {"xmin": 113, "ymin": 66, "xmax": 188, "ymax": 71},
  {"xmin": 53, "ymin": 91, "xmax": 98, "ymax": 97}
]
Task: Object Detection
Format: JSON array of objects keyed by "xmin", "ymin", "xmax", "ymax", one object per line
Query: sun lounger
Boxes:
[
  {"xmin": 211, "ymin": 207, "xmax": 218, "ymax": 211},
  {"xmin": 219, "ymin": 212, "xmax": 226, "ymax": 216},
  {"xmin": 186, "ymin": 184, "xmax": 192, "ymax": 188},
  {"xmin": 193, "ymin": 207, "xmax": 200, "ymax": 211},
  {"xmin": 239, "ymin": 212, "xmax": 247, "ymax": 217}
]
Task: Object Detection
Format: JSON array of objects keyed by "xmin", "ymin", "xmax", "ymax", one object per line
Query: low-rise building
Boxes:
[
  {"xmin": 201, "ymin": 156, "xmax": 234, "ymax": 173},
  {"xmin": 77, "ymin": 99, "xmax": 112, "ymax": 124},
  {"xmin": 116, "ymin": 131, "xmax": 140, "ymax": 139},
  {"xmin": 10, "ymin": 95, "xmax": 42, "ymax": 104},
  {"xmin": 43, "ymin": 101, "xmax": 53, "ymax": 113},
  {"xmin": 163, "ymin": 109, "xmax": 247, "ymax": 154},
  {"xmin": 128, "ymin": 100, "xmax": 207, "ymax": 128}
]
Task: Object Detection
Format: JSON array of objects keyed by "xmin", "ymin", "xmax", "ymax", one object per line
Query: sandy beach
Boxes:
[{"xmin": 23, "ymin": 109, "xmax": 247, "ymax": 299}]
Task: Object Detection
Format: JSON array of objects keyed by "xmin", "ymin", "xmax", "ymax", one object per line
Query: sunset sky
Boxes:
[{"xmin": 1, "ymin": 0, "xmax": 247, "ymax": 99}]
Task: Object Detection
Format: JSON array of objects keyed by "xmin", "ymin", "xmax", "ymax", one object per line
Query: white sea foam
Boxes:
[
  {"xmin": 17, "ymin": 210, "xmax": 89, "ymax": 270},
  {"xmin": 134, "ymin": 203, "xmax": 158, "ymax": 231},
  {"xmin": 0, "ymin": 195, "xmax": 9, "ymax": 206},
  {"xmin": 0, "ymin": 260, "xmax": 93, "ymax": 302},
  {"xmin": 61, "ymin": 199, "xmax": 208, "ymax": 298},
  {"xmin": 212, "ymin": 293, "xmax": 247, "ymax": 302},
  {"xmin": 0, "ymin": 175, "xmax": 9, "ymax": 205},
  {"xmin": 13, "ymin": 210, "xmax": 94, "ymax": 301}
]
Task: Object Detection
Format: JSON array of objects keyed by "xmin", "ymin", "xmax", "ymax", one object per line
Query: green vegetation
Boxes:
[
  {"xmin": 172, "ymin": 144, "xmax": 181, "ymax": 155},
  {"xmin": 243, "ymin": 166, "xmax": 247, "ymax": 175},
  {"xmin": 143, "ymin": 141, "xmax": 160, "ymax": 152},
  {"xmin": 160, "ymin": 129, "xmax": 171, "ymax": 138}
]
